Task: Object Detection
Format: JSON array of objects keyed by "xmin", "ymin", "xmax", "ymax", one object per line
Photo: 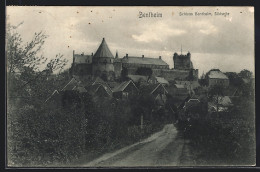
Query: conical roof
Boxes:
[{"xmin": 93, "ymin": 38, "xmax": 114, "ymax": 59}]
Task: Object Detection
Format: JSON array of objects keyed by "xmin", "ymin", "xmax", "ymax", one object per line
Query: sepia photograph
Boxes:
[{"xmin": 6, "ymin": 6, "xmax": 255, "ymax": 167}]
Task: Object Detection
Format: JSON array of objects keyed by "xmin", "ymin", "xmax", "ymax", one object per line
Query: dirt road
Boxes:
[{"xmin": 84, "ymin": 124, "xmax": 193, "ymax": 167}]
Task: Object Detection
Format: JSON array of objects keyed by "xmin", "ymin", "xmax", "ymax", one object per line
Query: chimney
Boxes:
[
  {"xmin": 91, "ymin": 52, "xmax": 93, "ymax": 56},
  {"xmin": 159, "ymin": 56, "xmax": 161, "ymax": 59},
  {"xmin": 126, "ymin": 53, "xmax": 128, "ymax": 58},
  {"xmin": 142, "ymin": 55, "xmax": 144, "ymax": 58}
]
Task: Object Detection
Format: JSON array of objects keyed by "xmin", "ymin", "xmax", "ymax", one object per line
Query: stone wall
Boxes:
[{"xmin": 173, "ymin": 53, "xmax": 192, "ymax": 70}]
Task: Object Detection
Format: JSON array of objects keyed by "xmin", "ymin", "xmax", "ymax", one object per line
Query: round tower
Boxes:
[{"xmin": 92, "ymin": 38, "xmax": 115, "ymax": 80}]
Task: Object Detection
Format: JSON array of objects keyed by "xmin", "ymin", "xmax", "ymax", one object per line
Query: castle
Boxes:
[{"xmin": 70, "ymin": 38, "xmax": 198, "ymax": 82}]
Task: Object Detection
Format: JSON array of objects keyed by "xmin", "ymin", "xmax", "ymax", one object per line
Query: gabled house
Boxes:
[
  {"xmin": 86, "ymin": 82, "xmax": 113, "ymax": 98},
  {"xmin": 127, "ymin": 74, "xmax": 148, "ymax": 86},
  {"xmin": 61, "ymin": 77, "xmax": 81, "ymax": 91},
  {"xmin": 206, "ymin": 69, "xmax": 229, "ymax": 87},
  {"xmin": 147, "ymin": 76, "xmax": 169, "ymax": 86},
  {"xmin": 177, "ymin": 94, "xmax": 208, "ymax": 120},
  {"xmin": 112, "ymin": 80, "xmax": 139, "ymax": 99},
  {"xmin": 141, "ymin": 83, "xmax": 168, "ymax": 107}
]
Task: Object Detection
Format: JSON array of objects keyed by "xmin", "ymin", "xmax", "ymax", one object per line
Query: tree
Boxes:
[
  {"xmin": 238, "ymin": 69, "xmax": 253, "ymax": 79},
  {"xmin": 136, "ymin": 67, "xmax": 153, "ymax": 76},
  {"xmin": 6, "ymin": 22, "xmax": 68, "ymax": 99},
  {"xmin": 208, "ymin": 85, "xmax": 225, "ymax": 115},
  {"xmin": 225, "ymin": 72, "xmax": 244, "ymax": 88}
]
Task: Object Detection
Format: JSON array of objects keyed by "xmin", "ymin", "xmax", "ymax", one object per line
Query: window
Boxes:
[{"xmin": 123, "ymin": 92, "xmax": 129, "ymax": 99}]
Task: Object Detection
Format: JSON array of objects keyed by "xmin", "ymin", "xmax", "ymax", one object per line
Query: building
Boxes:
[
  {"xmin": 70, "ymin": 38, "xmax": 199, "ymax": 82},
  {"xmin": 206, "ymin": 69, "xmax": 229, "ymax": 87},
  {"xmin": 173, "ymin": 52, "xmax": 193, "ymax": 70},
  {"xmin": 112, "ymin": 80, "xmax": 139, "ymax": 99}
]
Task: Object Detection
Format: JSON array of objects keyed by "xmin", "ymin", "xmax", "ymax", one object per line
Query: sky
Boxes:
[{"xmin": 6, "ymin": 6, "xmax": 254, "ymax": 76}]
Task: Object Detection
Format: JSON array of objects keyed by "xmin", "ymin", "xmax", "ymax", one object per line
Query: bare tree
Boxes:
[{"xmin": 6, "ymin": 22, "xmax": 68, "ymax": 99}]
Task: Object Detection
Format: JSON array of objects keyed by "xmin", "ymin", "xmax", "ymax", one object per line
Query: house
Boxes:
[
  {"xmin": 208, "ymin": 96, "xmax": 233, "ymax": 113},
  {"xmin": 61, "ymin": 77, "xmax": 81, "ymax": 91},
  {"xmin": 72, "ymin": 86, "xmax": 87, "ymax": 93},
  {"xmin": 177, "ymin": 94, "xmax": 207, "ymax": 120},
  {"xmin": 166, "ymin": 84, "xmax": 189, "ymax": 97},
  {"xmin": 155, "ymin": 76, "xmax": 170, "ymax": 86},
  {"xmin": 127, "ymin": 75, "xmax": 148, "ymax": 86},
  {"xmin": 206, "ymin": 69, "xmax": 229, "ymax": 87},
  {"xmin": 141, "ymin": 83, "xmax": 168, "ymax": 107},
  {"xmin": 92, "ymin": 76, "xmax": 105, "ymax": 85},
  {"xmin": 112, "ymin": 80, "xmax": 139, "ymax": 99},
  {"xmin": 86, "ymin": 82, "xmax": 113, "ymax": 98}
]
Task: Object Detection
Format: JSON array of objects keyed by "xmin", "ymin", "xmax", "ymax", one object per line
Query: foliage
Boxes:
[
  {"xmin": 238, "ymin": 69, "xmax": 253, "ymax": 79},
  {"xmin": 121, "ymin": 67, "xmax": 128, "ymax": 81},
  {"xmin": 7, "ymin": 99, "xmax": 85, "ymax": 166},
  {"xmin": 176, "ymin": 85, "xmax": 255, "ymax": 165},
  {"xmin": 135, "ymin": 67, "xmax": 153, "ymax": 76}
]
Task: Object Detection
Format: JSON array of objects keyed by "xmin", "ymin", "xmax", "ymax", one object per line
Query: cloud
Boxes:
[
  {"xmin": 132, "ymin": 22, "xmax": 186, "ymax": 43},
  {"xmin": 6, "ymin": 6, "xmax": 254, "ymax": 74}
]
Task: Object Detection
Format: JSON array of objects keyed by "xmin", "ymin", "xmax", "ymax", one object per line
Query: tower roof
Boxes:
[{"xmin": 93, "ymin": 38, "xmax": 114, "ymax": 59}]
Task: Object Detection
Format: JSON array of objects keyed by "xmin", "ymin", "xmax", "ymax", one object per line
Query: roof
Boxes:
[
  {"xmin": 45, "ymin": 90, "xmax": 59, "ymax": 102},
  {"xmin": 176, "ymin": 80, "xmax": 200, "ymax": 88},
  {"xmin": 174, "ymin": 84, "xmax": 186, "ymax": 89},
  {"xmin": 112, "ymin": 80, "xmax": 138, "ymax": 92},
  {"xmin": 93, "ymin": 38, "xmax": 114, "ymax": 59},
  {"xmin": 114, "ymin": 58, "xmax": 122, "ymax": 63},
  {"xmin": 127, "ymin": 75, "xmax": 148, "ymax": 83},
  {"xmin": 73, "ymin": 86, "xmax": 87, "ymax": 93},
  {"xmin": 208, "ymin": 70, "xmax": 228, "ymax": 79},
  {"xmin": 61, "ymin": 78, "xmax": 81, "ymax": 91},
  {"xmin": 141, "ymin": 83, "xmax": 168, "ymax": 95},
  {"xmin": 74, "ymin": 54, "xmax": 92, "ymax": 64},
  {"xmin": 92, "ymin": 77, "xmax": 105, "ymax": 85},
  {"xmin": 121, "ymin": 56, "xmax": 169, "ymax": 66},
  {"xmin": 86, "ymin": 83, "xmax": 112, "ymax": 96},
  {"xmin": 155, "ymin": 77, "xmax": 169, "ymax": 85},
  {"xmin": 217, "ymin": 96, "xmax": 232, "ymax": 106}
]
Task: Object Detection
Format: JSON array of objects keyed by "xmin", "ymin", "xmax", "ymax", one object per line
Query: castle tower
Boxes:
[
  {"xmin": 92, "ymin": 38, "xmax": 115, "ymax": 80},
  {"xmin": 173, "ymin": 52, "xmax": 193, "ymax": 70}
]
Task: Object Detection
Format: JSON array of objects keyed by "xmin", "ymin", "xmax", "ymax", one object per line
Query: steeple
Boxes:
[
  {"xmin": 93, "ymin": 38, "xmax": 114, "ymax": 59},
  {"xmin": 115, "ymin": 50, "xmax": 118, "ymax": 58}
]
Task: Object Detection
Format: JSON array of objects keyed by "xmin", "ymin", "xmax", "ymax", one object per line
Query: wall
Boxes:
[
  {"xmin": 173, "ymin": 53, "xmax": 192, "ymax": 70},
  {"xmin": 114, "ymin": 62, "xmax": 122, "ymax": 79},
  {"xmin": 72, "ymin": 64, "xmax": 92, "ymax": 76},
  {"xmin": 208, "ymin": 78, "xmax": 230, "ymax": 87},
  {"xmin": 92, "ymin": 63, "xmax": 114, "ymax": 77}
]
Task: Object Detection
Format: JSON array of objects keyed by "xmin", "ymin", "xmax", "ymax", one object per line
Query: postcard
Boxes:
[{"xmin": 6, "ymin": 6, "xmax": 255, "ymax": 167}]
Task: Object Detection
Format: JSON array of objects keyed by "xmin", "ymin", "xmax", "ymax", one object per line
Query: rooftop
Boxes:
[
  {"xmin": 112, "ymin": 80, "xmax": 138, "ymax": 92},
  {"xmin": 93, "ymin": 38, "xmax": 114, "ymax": 59},
  {"xmin": 121, "ymin": 56, "xmax": 169, "ymax": 66},
  {"xmin": 208, "ymin": 70, "xmax": 228, "ymax": 79},
  {"xmin": 74, "ymin": 54, "xmax": 92, "ymax": 64}
]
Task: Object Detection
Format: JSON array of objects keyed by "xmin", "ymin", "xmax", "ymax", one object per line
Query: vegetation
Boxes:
[
  {"xmin": 7, "ymin": 23, "xmax": 172, "ymax": 166},
  {"xmin": 176, "ymin": 69, "xmax": 255, "ymax": 165}
]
